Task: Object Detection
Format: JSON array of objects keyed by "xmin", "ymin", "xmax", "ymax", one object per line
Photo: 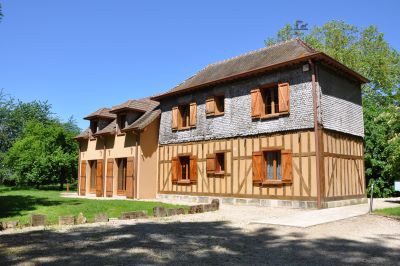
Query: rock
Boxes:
[
  {"xmin": 153, "ymin": 206, "xmax": 167, "ymax": 217},
  {"xmin": 94, "ymin": 213, "xmax": 109, "ymax": 223},
  {"xmin": 195, "ymin": 205, "xmax": 204, "ymax": 213},
  {"xmin": 176, "ymin": 208, "xmax": 185, "ymax": 215},
  {"xmin": 211, "ymin": 199, "xmax": 220, "ymax": 211},
  {"xmin": 120, "ymin": 211, "xmax": 148, "ymax": 220},
  {"xmin": 203, "ymin": 204, "xmax": 213, "ymax": 212},
  {"xmin": 1, "ymin": 220, "xmax": 19, "ymax": 229},
  {"xmin": 76, "ymin": 212, "xmax": 87, "ymax": 224},
  {"xmin": 188, "ymin": 206, "xmax": 197, "ymax": 214},
  {"xmin": 166, "ymin": 208, "xmax": 178, "ymax": 216},
  {"xmin": 30, "ymin": 214, "xmax": 47, "ymax": 227},
  {"xmin": 59, "ymin": 215, "xmax": 75, "ymax": 226}
]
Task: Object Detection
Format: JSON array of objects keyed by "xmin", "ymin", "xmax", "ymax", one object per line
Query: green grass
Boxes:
[
  {"xmin": 374, "ymin": 207, "xmax": 400, "ymax": 217},
  {"xmin": 0, "ymin": 186, "xmax": 187, "ymax": 225}
]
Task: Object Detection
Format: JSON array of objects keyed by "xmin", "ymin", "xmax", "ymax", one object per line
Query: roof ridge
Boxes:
[{"xmin": 204, "ymin": 39, "xmax": 301, "ymax": 69}]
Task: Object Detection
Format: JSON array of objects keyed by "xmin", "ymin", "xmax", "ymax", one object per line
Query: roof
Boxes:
[
  {"xmin": 94, "ymin": 119, "xmax": 116, "ymax": 136},
  {"xmin": 84, "ymin": 108, "xmax": 116, "ymax": 120},
  {"xmin": 152, "ymin": 39, "xmax": 369, "ymax": 100},
  {"xmin": 110, "ymin": 98, "xmax": 159, "ymax": 113},
  {"xmin": 73, "ymin": 128, "xmax": 90, "ymax": 140},
  {"xmin": 122, "ymin": 108, "xmax": 161, "ymax": 132}
]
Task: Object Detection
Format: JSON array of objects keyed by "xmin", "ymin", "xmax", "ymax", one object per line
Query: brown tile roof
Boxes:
[
  {"xmin": 84, "ymin": 108, "xmax": 116, "ymax": 120},
  {"xmin": 152, "ymin": 39, "xmax": 368, "ymax": 100},
  {"xmin": 110, "ymin": 98, "xmax": 159, "ymax": 113},
  {"xmin": 122, "ymin": 108, "xmax": 161, "ymax": 132},
  {"xmin": 74, "ymin": 128, "xmax": 90, "ymax": 140}
]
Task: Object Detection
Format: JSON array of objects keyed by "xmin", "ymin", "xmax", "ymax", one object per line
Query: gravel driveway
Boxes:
[{"xmin": 0, "ymin": 200, "xmax": 399, "ymax": 265}]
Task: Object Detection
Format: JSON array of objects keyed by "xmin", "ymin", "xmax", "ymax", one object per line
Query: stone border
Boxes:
[
  {"xmin": 0, "ymin": 200, "xmax": 220, "ymax": 231},
  {"xmin": 157, "ymin": 194, "xmax": 368, "ymax": 209}
]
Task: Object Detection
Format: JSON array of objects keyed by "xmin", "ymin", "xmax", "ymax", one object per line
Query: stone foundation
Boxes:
[{"xmin": 157, "ymin": 194, "xmax": 367, "ymax": 209}]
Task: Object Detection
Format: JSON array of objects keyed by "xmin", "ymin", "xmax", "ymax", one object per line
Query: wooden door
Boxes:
[
  {"xmin": 80, "ymin": 161, "xmax": 87, "ymax": 195},
  {"xmin": 106, "ymin": 159, "xmax": 113, "ymax": 197},
  {"xmin": 126, "ymin": 157, "xmax": 134, "ymax": 199},
  {"xmin": 96, "ymin": 160, "xmax": 103, "ymax": 197}
]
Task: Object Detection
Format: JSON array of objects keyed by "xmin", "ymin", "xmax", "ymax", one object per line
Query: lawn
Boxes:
[
  {"xmin": 0, "ymin": 186, "xmax": 186, "ymax": 225},
  {"xmin": 374, "ymin": 207, "xmax": 400, "ymax": 217}
]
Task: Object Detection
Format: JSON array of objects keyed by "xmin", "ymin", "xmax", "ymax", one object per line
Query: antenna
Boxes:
[{"xmin": 293, "ymin": 20, "xmax": 309, "ymax": 37}]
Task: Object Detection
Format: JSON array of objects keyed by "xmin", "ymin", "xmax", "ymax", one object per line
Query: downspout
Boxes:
[
  {"xmin": 134, "ymin": 131, "xmax": 140, "ymax": 199},
  {"xmin": 309, "ymin": 60, "xmax": 322, "ymax": 209}
]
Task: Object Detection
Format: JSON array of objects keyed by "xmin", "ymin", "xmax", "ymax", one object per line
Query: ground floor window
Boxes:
[
  {"xmin": 265, "ymin": 151, "xmax": 282, "ymax": 180},
  {"xmin": 172, "ymin": 155, "xmax": 197, "ymax": 183},
  {"xmin": 89, "ymin": 160, "xmax": 97, "ymax": 191},
  {"xmin": 179, "ymin": 156, "xmax": 190, "ymax": 181},
  {"xmin": 253, "ymin": 149, "xmax": 292, "ymax": 185},
  {"xmin": 117, "ymin": 158, "xmax": 127, "ymax": 194}
]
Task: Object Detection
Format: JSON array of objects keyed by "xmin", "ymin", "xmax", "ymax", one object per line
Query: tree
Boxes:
[
  {"xmin": 4, "ymin": 120, "xmax": 79, "ymax": 189},
  {"xmin": 0, "ymin": 3, "xmax": 3, "ymax": 22},
  {"xmin": 266, "ymin": 21, "xmax": 400, "ymax": 196}
]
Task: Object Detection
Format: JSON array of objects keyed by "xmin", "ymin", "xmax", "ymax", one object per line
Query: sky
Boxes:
[{"xmin": 1, "ymin": 0, "xmax": 399, "ymax": 130}]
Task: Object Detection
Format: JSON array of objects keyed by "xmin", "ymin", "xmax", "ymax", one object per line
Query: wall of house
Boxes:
[
  {"xmin": 322, "ymin": 129, "xmax": 365, "ymax": 201},
  {"xmin": 137, "ymin": 118, "xmax": 160, "ymax": 199},
  {"xmin": 159, "ymin": 65, "xmax": 315, "ymax": 144},
  {"xmin": 318, "ymin": 64, "xmax": 364, "ymax": 137},
  {"xmin": 158, "ymin": 129, "xmax": 318, "ymax": 201}
]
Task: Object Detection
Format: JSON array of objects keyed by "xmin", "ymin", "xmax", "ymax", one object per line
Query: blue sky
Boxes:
[{"xmin": 1, "ymin": 0, "xmax": 399, "ymax": 130}]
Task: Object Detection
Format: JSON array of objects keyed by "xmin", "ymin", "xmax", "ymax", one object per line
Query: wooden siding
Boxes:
[
  {"xmin": 322, "ymin": 130, "xmax": 365, "ymax": 201},
  {"xmin": 158, "ymin": 129, "xmax": 318, "ymax": 200}
]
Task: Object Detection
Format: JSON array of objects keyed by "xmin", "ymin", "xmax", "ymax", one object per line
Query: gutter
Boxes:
[{"xmin": 309, "ymin": 60, "xmax": 323, "ymax": 209}]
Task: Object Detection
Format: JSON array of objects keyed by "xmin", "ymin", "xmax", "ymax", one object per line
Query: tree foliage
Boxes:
[
  {"xmin": 0, "ymin": 91, "xmax": 80, "ymax": 189},
  {"xmin": 266, "ymin": 21, "xmax": 400, "ymax": 196}
]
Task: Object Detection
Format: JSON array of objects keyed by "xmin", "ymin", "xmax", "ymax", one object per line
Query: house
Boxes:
[
  {"xmin": 76, "ymin": 39, "xmax": 368, "ymax": 208},
  {"xmin": 74, "ymin": 98, "xmax": 160, "ymax": 199},
  {"xmin": 151, "ymin": 39, "xmax": 368, "ymax": 208}
]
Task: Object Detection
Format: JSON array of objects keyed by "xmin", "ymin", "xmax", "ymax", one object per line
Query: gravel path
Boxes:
[{"xmin": 0, "ymin": 199, "xmax": 399, "ymax": 265}]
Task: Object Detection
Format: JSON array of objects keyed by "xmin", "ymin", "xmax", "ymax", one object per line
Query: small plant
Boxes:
[{"xmin": 366, "ymin": 178, "xmax": 393, "ymax": 198}]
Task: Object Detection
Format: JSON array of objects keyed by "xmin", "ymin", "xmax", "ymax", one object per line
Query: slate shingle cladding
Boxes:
[{"xmin": 159, "ymin": 66, "xmax": 315, "ymax": 144}]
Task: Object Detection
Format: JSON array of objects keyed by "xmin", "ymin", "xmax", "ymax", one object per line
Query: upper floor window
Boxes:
[
  {"xmin": 251, "ymin": 83, "xmax": 290, "ymax": 119},
  {"xmin": 206, "ymin": 94, "xmax": 225, "ymax": 117},
  {"xmin": 90, "ymin": 120, "xmax": 98, "ymax": 134},
  {"xmin": 118, "ymin": 114, "xmax": 127, "ymax": 131},
  {"xmin": 172, "ymin": 102, "xmax": 197, "ymax": 131}
]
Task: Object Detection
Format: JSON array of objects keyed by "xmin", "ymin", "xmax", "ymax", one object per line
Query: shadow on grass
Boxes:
[
  {"xmin": 0, "ymin": 221, "xmax": 398, "ymax": 265},
  {"xmin": 0, "ymin": 195, "xmax": 63, "ymax": 219}
]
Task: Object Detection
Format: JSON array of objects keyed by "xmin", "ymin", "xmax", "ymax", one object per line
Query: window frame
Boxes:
[
  {"xmin": 90, "ymin": 120, "xmax": 98, "ymax": 137},
  {"xmin": 253, "ymin": 147, "xmax": 292, "ymax": 186},
  {"xmin": 206, "ymin": 94, "xmax": 225, "ymax": 117},
  {"xmin": 172, "ymin": 154, "xmax": 197, "ymax": 184},
  {"xmin": 178, "ymin": 104, "xmax": 190, "ymax": 130},
  {"xmin": 214, "ymin": 152, "xmax": 225, "ymax": 175},
  {"xmin": 263, "ymin": 149, "xmax": 282, "ymax": 184},
  {"xmin": 118, "ymin": 113, "xmax": 127, "ymax": 132}
]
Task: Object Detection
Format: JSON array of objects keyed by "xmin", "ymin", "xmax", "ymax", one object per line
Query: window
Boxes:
[
  {"xmin": 206, "ymin": 95, "xmax": 225, "ymax": 117},
  {"xmin": 90, "ymin": 120, "xmax": 98, "ymax": 134},
  {"xmin": 251, "ymin": 83, "xmax": 290, "ymax": 118},
  {"xmin": 172, "ymin": 155, "xmax": 197, "ymax": 183},
  {"xmin": 172, "ymin": 102, "xmax": 197, "ymax": 130},
  {"xmin": 252, "ymin": 149, "xmax": 292, "ymax": 185},
  {"xmin": 118, "ymin": 114, "xmax": 127, "ymax": 131},
  {"xmin": 117, "ymin": 158, "xmax": 127, "ymax": 194},
  {"xmin": 180, "ymin": 156, "xmax": 190, "ymax": 181},
  {"xmin": 179, "ymin": 105, "xmax": 190, "ymax": 128},
  {"xmin": 207, "ymin": 152, "xmax": 225, "ymax": 176},
  {"xmin": 89, "ymin": 160, "xmax": 97, "ymax": 191}
]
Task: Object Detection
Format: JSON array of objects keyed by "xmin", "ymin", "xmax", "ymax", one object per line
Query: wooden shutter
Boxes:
[
  {"xmin": 252, "ymin": 151, "xmax": 264, "ymax": 184},
  {"xmin": 189, "ymin": 102, "xmax": 197, "ymax": 127},
  {"xmin": 190, "ymin": 156, "xmax": 197, "ymax": 182},
  {"xmin": 96, "ymin": 160, "xmax": 103, "ymax": 197},
  {"xmin": 106, "ymin": 159, "xmax": 113, "ymax": 197},
  {"xmin": 172, "ymin": 107, "xmax": 178, "ymax": 130},
  {"xmin": 206, "ymin": 154, "xmax": 216, "ymax": 174},
  {"xmin": 205, "ymin": 97, "xmax": 215, "ymax": 116},
  {"xmin": 80, "ymin": 160, "xmax": 86, "ymax": 196},
  {"xmin": 251, "ymin": 88, "xmax": 262, "ymax": 118},
  {"xmin": 281, "ymin": 150, "xmax": 293, "ymax": 182},
  {"xmin": 171, "ymin": 157, "xmax": 179, "ymax": 183},
  {"xmin": 126, "ymin": 157, "xmax": 134, "ymax": 199},
  {"xmin": 278, "ymin": 83, "xmax": 290, "ymax": 113}
]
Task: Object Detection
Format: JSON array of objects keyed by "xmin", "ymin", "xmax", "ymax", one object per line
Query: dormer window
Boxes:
[
  {"xmin": 118, "ymin": 114, "xmax": 127, "ymax": 131},
  {"xmin": 90, "ymin": 120, "xmax": 98, "ymax": 134}
]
